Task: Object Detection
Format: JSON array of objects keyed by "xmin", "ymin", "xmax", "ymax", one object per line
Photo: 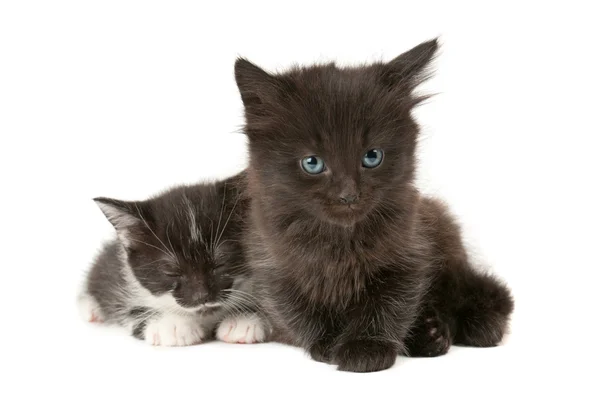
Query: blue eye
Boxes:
[
  {"xmin": 362, "ymin": 148, "xmax": 384, "ymax": 168},
  {"xmin": 301, "ymin": 156, "xmax": 325, "ymax": 174}
]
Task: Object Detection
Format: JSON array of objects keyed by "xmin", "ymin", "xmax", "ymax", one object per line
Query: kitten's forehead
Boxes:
[
  {"xmin": 287, "ymin": 65, "xmax": 383, "ymax": 108},
  {"xmin": 179, "ymin": 193, "xmax": 206, "ymax": 245},
  {"xmin": 272, "ymin": 67, "xmax": 397, "ymax": 153},
  {"xmin": 144, "ymin": 187, "xmax": 210, "ymax": 252},
  {"xmin": 153, "ymin": 182, "xmax": 240, "ymax": 256},
  {"xmin": 240, "ymin": 39, "xmax": 437, "ymax": 153}
]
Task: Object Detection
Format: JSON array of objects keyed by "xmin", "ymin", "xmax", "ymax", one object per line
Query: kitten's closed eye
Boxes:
[
  {"xmin": 212, "ymin": 263, "xmax": 229, "ymax": 276},
  {"xmin": 163, "ymin": 270, "xmax": 182, "ymax": 278}
]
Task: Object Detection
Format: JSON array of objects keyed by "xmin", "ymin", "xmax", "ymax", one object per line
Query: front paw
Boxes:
[
  {"xmin": 406, "ymin": 309, "xmax": 451, "ymax": 357},
  {"xmin": 334, "ymin": 340, "xmax": 397, "ymax": 373},
  {"xmin": 309, "ymin": 341, "xmax": 334, "ymax": 364},
  {"xmin": 144, "ymin": 314, "xmax": 205, "ymax": 346},
  {"xmin": 216, "ymin": 314, "xmax": 267, "ymax": 344}
]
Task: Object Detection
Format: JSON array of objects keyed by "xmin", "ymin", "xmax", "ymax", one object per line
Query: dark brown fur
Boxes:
[{"xmin": 235, "ymin": 39, "xmax": 514, "ymax": 372}]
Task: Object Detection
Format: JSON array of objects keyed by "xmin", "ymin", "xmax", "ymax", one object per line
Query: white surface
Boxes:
[{"xmin": 1, "ymin": 1, "xmax": 598, "ymax": 397}]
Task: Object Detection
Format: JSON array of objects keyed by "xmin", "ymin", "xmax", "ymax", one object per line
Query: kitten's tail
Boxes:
[{"xmin": 451, "ymin": 267, "xmax": 515, "ymax": 347}]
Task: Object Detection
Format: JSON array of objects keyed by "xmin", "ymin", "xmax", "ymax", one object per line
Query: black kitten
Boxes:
[
  {"xmin": 234, "ymin": 38, "xmax": 514, "ymax": 371},
  {"xmin": 79, "ymin": 172, "xmax": 268, "ymax": 345}
]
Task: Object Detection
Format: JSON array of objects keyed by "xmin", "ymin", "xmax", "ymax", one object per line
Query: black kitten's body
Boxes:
[
  {"xmin": 235, "ymin": 39, "xmax": 514, "ymax": 372},
  {"xmin": 79, "ymin": 172, "xmax": 268, "ymax": 346},
  {"xmin": 404, "ymin": 197, "xmax": 514, "ymax": 357}
]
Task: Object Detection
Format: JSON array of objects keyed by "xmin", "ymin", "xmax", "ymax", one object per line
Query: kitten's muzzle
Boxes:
[
  {"xmin": 337, "ymin": 180, "xmax": 360, "ymax": 205},
  {"xmin": 339, "ymin": 194, "xmax": 359, "ymax": 204},
  {"xmin": 190, "ymin": 290, "xmax": 209, "ymax": 305}
]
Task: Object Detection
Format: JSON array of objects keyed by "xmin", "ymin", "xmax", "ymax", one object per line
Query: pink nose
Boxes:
[{"xmin": 191, "ymin": 291, "xmax": 207, "ymax": 305}]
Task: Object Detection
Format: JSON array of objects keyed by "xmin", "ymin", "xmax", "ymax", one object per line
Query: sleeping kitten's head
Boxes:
[
  {"xmin": 94, "ymin": 177, "xmax": 247, "ymax": 312},
  {"xmin": 235, "ymin": 39, "xmax": 438, "ymax": 227}
]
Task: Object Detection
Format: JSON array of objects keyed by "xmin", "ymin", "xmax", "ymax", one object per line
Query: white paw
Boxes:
[
  {"xmin": 143, "ymin": 314, "xmax": 206, "ymax": 346},
  {"xmin": 216, "ymin": 314, "xmax": 267, "ymax": 344},
  {"xmin": 78, "ymin": 294, "xmax": 104, "ymax": 323}
]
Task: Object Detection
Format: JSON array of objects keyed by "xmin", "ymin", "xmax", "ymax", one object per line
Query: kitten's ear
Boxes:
[
  {"xmin": 381, "ymin": 38, "xmax": 439, "ymax": 94},
  {"xmin": 94, "ymin": 197, "xmax": 145, "ymax": 245},
  {"xmin": 234, "ymin": 58, "xmax": 281, "ymax": 112}
]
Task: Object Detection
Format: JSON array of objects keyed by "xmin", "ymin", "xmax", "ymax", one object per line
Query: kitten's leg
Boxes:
[
  {"xmin": 452, "ymin": 270, "xmax": 514, "ymax": 347},
  {"xmin": 308, "ymin": 338, "xmax": 336, "ymax": 364},
  {"xmin": 419, "ymin": 197, "xmax": 514, "ymax": 348},
  {"xmin": 307, "ymin": 316, "xmax": 341, "ymax": 364},
  {"xmin": 405, "ymin": 306, "xmax": 451, "ymax": 357},
  {"xmin": 334, "ymin": 340, "xmax": 398, "ymax": 373},
  {"xmin": 328, "ymin": 272, "xmax": 419, "ymax": 372},
  {"xmin": 143, "ymin": 313, "xmax": 206, "ymax": 346},
  {"xmin": 77, "ymin": 293, "xmax": 105, "ymax": 323},
  {"xmin": 216, "ymin": 313, "xmax": 268, "ymax": 344},
  {"xmin": 126, "ymin": 307, "xmax": 156, "ymax": 340},
  {"xmin": 422, "ymin": 263, "xmax": 513, "ymax": 349}
]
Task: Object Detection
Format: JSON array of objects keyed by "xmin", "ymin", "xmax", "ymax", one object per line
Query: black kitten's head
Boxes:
[
  {"xmin": 235, "ymin": 39, "xmax": 438, "ymax": 227},
  {"xmin": 94, "ymin": 177, "xmax": 246, "ymax": 312}
]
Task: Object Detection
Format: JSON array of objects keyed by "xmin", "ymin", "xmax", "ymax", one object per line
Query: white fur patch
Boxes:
[
  {"xmin": 216, "ymin": 314, "xmax": 266, "ymax": 344},
  {"xmin": 144, "ymin": 314, "xmax": 206, "ymax": 346},
  {"xmin": 185, "ymin": 196, "xmax": 201, "ymax": 244},
  {"xmin": 121, "ymin": 262, "xmax": 194, "ymax": 315},
  {"xmin": 78, "ymin": 294, "xmax": 104, "ymax": 323}
]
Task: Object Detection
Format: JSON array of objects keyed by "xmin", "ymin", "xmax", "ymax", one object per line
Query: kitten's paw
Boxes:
[
  {"xmin": 308, "ymin": 340, "xmax": 334, "ymax": 364},
  {"xmin": 334, "ymin": 340, "xmax": 397, "ymax": 373},
  {"xmin": 144, "ymin": 314, "xmax": 205, "ymax": 346},
  {"xmin": 216, "ymin": 314, "xmax": 267, "ymax": 344},
  {"xmin": 406, "ymin": 309, "xmax": 451, "ymax": 357},
  {"xmin": 78, "ymin": 294, "xmax": 104, "ymax": 323}
]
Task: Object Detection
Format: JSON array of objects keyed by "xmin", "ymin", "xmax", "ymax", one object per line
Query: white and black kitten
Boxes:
[{"xmin": 78, "ymin": 172, "xmax": 267, "ymax": 346}]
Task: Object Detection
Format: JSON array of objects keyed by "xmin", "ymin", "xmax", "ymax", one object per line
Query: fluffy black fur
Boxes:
[{"xmin": 234, "ymin": 38, "xmax": 514, "ymax": 372}]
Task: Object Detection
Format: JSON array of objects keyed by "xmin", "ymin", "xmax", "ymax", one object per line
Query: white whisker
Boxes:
[
  {"xmin": 134, "ymin": 203, "xmax": 175, "ymax": 259},
  {"xmin": 215, "ymin": 191, "xmax": 240, "ymax": 252},
  {"xmin": 128, "ymin": 238, "xmax": 176, "ymax": 260}
]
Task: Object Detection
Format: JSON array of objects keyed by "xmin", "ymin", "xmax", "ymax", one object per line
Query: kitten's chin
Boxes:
[
  {"xmin": 322, "ymin": 205, "xmax": 367, "ymax": 228},
  {"xmin": 180, "ymin": 302, "xmax": 221, "ymax": 314}
]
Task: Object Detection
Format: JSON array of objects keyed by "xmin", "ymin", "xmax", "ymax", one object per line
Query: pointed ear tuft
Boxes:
[
  {"xmin": 382, "ymin": 38, "xmax": 440, "ymax": 93},
  {"xmin": 234, "ymin": 57, "xmax": 280, "ymax": 111},
  {"xmin": 93, "ymin": 197, "xmax": 142, "ymax": 233}
]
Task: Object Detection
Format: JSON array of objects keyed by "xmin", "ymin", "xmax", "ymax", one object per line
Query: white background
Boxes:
[{"xmin": 1, "ymin": 1, "xmax": 598, "ymax": 397}]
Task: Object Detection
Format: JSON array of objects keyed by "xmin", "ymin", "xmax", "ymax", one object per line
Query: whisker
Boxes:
[
  {"xmin": 223, "ymin": 288, "xmax": 259, "ymax": 302},
  {"xmin": 210, "ymin": 220, "xmax": 214, "ymax": 254},
  {"xmin": 215, "ymin": 191, "xmax": 240, "ymax": 251},
  {"xmin": 214, "ymin": 183, "xmax": 228, "ymax": 253},
  {"xmin": 135, "ymin": 258, "xmax": 167, "ymax": 268},
  {"xmin": 134, "ymin": 203, "xmax": 175, "ymax": 258},
  {"xmin": 222, "ymin": 300, "xmax": 255, "ymax": 317},
  {"xmin": 128, "ymin": 238, "xmax": 176, "ymax": 260},
  {"xmin": 166, "ymin": 222, "xmax": 178, "ymax": 261}
]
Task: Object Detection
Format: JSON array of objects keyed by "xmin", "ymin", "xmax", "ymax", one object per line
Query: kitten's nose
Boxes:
[
  {"xmin": 191, "ymin": 290, "xmax": 208, "ymax": 305},
  {"xmin": 337, "ymin": 179, "xmax": 359, "ymax": 204},
  {"xmin": 339, "ymin": 194, "xmax": 359, "ymax": 204}
]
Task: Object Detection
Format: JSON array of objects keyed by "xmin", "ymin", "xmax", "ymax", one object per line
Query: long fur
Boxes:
[{"xmin": 235, "ymin": 38, "xmax": 514, "ymax": 372}]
